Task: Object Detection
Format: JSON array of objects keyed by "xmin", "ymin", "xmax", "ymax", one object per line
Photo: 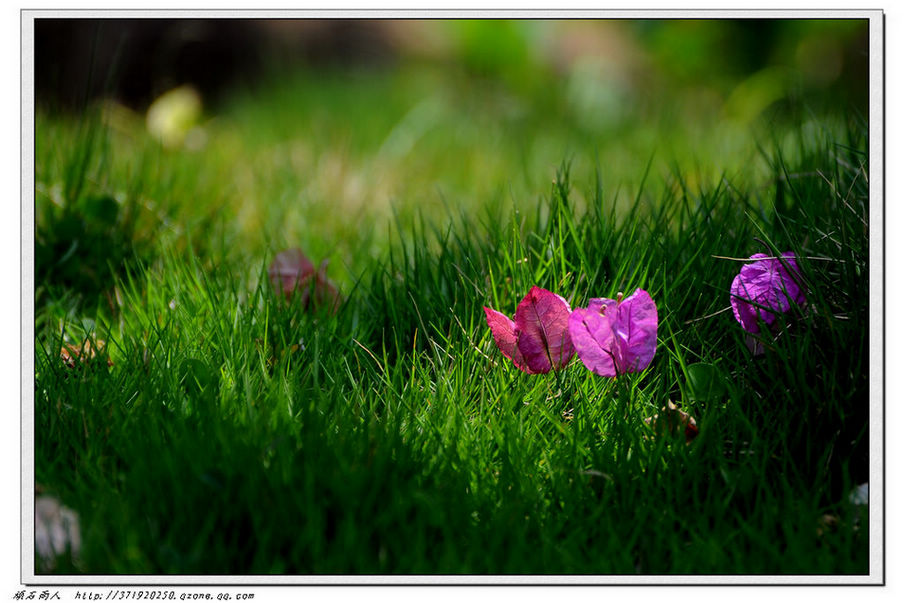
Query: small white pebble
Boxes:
[{"xmin": 849, "ymin": 483, "xmax": 869, "ymax": 506}]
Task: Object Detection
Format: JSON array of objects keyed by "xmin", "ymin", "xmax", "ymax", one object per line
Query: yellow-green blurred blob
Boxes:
[
  {"xmin": 146, "ymin": 85, "xmax": 204, "ymax": 149},
  {"xmin": 723, "ymin": 66, "xmax": 789, "ymax": 125}
]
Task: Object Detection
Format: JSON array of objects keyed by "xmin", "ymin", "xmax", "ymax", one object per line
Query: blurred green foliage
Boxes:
[
  {"xmin": 34, "ymin": 18, "xmax": 869, "ymax": 311},
  {"xmin": 634, "ymin": 19, "xmax": 867, "ymax": 113},
  {"xmin": 439, "ymin": 19, "xmax": 868, "ymax": 117}
]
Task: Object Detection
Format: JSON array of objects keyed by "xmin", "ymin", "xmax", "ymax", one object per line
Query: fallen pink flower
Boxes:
[
  {"xmin": 484, "ymin": 286, "xmax": 575, "ymax": 374},
  {"xmin": 269, "ymin": 248, "xmax": 315, "ymax": 295},
  {"xmin": 730, "ymin": 252, "xmax": 805, "ymax": 334},
  {"xmin": 268, "ymin": 248, "xmax": 342, "ymax": 313},
  {"xmin": 568, "ymin": 289, "xmax": 658, "ymax": 377}
]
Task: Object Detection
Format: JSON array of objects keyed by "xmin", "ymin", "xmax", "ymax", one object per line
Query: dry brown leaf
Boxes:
[
  {"xmin": 644, "ymin": 400, "xmax": 699, "ymax": 444},
  {"xmin": 816, "ymin": 513, "xmax": 840, "ymax": 539},
  {"xmin": 60, "ymin": 339, "xmax": 113, "ymax": 369}
]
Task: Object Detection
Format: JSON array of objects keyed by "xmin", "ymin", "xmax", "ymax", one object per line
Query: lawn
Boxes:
[{"xmin": 31, "ymin": 19, "xmax": 872, "ymax": 576}]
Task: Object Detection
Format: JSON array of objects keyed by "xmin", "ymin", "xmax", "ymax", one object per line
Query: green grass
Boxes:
[{"xmin": 34, "ymin": 62, "xmax": 869, "ymax": 575}]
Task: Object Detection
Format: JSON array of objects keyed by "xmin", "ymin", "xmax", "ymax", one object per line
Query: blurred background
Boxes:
[
  {"xmin": 33, "ymin": 18, "xmax": 870, "ymax": 305},
  {"xmin": 36, "ymin": 19, "xmax": 868, "ymax": 115}
]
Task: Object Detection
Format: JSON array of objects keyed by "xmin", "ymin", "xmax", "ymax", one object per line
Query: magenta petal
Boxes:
[
  {"xmin": 568, "ymin": 301, "xmax": 618, "ymax": 377},
  {"xmin": 730, "ymin": 272, "xmax": 762, "ymax": 333},
  {"xmin": 569, "ymin": 290, "xmax": 658, "ymax": 376},
  {"xmin": 730, "ymin": 252, "xmax": 805, "ymax": 334},
  {"xmin": 612, "ymin": 289, "xmax": 658, "ymax": 373},
  {"xmin": 484, "ymin": 307, "xmax": 536, "ymax": 374},
  {"xmin": 513, "ymin": 286, "xmax": 575, "ymax": 373}
]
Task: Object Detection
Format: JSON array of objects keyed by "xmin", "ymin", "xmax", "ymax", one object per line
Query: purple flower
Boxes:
[
  {"xmin": 568, "ymin": 289, "xmax": 658, "ymax": 377},
  {"xmin": 484, "ymin": 286, "xmax": 575, "ymax": 374},
  {"xmin": 730, "ymin": 253, "xmax": 805, "ymax": 334}
]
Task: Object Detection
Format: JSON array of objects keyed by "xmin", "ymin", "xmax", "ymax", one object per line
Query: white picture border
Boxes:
[{"xmin": 19, "ymin": 8, "xmax": 885, "ymax": 587}]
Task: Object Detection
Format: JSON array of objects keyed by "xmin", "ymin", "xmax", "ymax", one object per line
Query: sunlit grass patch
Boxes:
[{"xmin": 34, "ymin": 56, "xmax": 869, "ymax": 574}]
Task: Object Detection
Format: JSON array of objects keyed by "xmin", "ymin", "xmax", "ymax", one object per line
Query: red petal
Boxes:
[
  {"xmin": 514, "ymin": 286, "xmax": 575, "ymax": 373},
  {"xmin": 484, "ymin": 307, "xmax": 536, "ymax": 373}
]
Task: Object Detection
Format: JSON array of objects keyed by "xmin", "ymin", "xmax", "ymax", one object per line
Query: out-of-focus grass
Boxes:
[{"xmin": 36, "ymin": 21, "xmax": 862, "ymax": 303}]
